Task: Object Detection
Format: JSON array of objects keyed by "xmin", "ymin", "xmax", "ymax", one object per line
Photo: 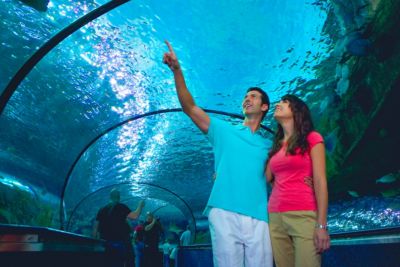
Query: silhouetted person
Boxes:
[
  {"xmin": 93, "ymin": 189, "xmax": 144, "ymax": 267},
  {"xmin": 179, "ymin": 225, "xmax": 192, "ymax": 246},
  {"xmin": 143, "ymin": 212, "xmax": 162, "ymax": 267},
  {"xmin": 162, "ymin": 238, "xmax": 172, "ymax": 267},
  {"xmin": 133, "ymin": 220, "xmax": 145, "ymax": 267},
  {"xmin": 169, "ymin": 246, "xmax": 178, "ymax": 267}
]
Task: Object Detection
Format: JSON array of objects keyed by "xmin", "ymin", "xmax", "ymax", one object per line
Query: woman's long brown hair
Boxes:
[{"xmin": 268, "ymin": 94, "xmax": 314, "ymax": 158}]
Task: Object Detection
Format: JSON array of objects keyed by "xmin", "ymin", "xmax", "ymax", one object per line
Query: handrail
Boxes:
[{"xmin": 329, "ymin": 226, "xmax": 400, "ymax": 238}]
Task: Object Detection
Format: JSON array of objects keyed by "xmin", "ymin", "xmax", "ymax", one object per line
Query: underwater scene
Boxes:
[{"xmin": 0, "ymin": 0, "xmax": 399, "ymax": 244}]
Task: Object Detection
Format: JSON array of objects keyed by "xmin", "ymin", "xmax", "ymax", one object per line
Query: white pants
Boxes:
[{"xmin": 208, "ymin": 208, "xmax": 273, "ymax": 267}]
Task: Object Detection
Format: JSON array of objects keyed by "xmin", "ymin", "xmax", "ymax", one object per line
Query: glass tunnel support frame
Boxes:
[
  {"xmin": 65, "ymin": 181, "xmax": 198, "ymax": 241},
  {"xmin": 59, "ymin": 108, "xmax": 273, "ymax": 230},
  {"xmin": 0, "ymin": 0, "xmax": 130, "ymax": 115}
]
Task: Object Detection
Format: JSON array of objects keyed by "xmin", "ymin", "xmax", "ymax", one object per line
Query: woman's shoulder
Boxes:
[
  {"xmin": 307, "ymin": 131, "xmax": 323, "ymax": 139},
  {"xmin": 307, "ymin": 131, "xmax": 324, "ymax": 146}
]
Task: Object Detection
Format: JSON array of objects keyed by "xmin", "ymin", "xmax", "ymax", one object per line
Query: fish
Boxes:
[
  {"xmin": 380, "ymin": 188, "xmax": 400, "ymax": 198},
  {"xmin": 348, "ymin": 191, "xmax": 359, "ymax": 197},
  {"xmin": 346, "ymin": 38, "xmax": 372, "ymax": 57},
  {"xmin": 376, "ymin": 174, "xmax": 397, "ymax": 184},
  {"xmin": 19, "ymin": 0, "xmax": 49, "ymax": 12}
]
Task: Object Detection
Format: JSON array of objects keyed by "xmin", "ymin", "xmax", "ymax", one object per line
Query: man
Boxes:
[
  {"xmin": 143, "ymin": 212, "xmax": 163, "ymax": 267},
  {"xmin": 93, "ymin": 189, "xmax": 145, "ymax": 267},
  {"xmin": 179, "ymin": 225, "xmax": 192, "ymax": 246},
  {"xmin": 163, "ymin": 41, "xmax": 273, "ymax": 267}
]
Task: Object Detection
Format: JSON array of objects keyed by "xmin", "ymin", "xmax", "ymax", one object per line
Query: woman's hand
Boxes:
[
  {"xmin": 304, "ymin": 176, "xmax": 314, "ymax": 188},
  {"xmin": 314, "ymin": 228, "xmax": 330, "ymax": 253}
]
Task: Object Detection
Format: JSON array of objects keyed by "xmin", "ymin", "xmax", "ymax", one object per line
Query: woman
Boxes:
[{"xmin": 266, "ymin": 94, "xmax": 330, "ymax": 267}]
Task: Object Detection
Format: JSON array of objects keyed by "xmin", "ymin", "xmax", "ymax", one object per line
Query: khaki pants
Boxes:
[{"xmin": 269, "ymin": 211, "xmax": 321, "ymax": 267}]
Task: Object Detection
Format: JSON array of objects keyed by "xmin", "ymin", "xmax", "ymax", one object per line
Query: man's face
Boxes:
[{"xmin": 242, "ymin": 90, "xmax": 268, "ymax": 116}]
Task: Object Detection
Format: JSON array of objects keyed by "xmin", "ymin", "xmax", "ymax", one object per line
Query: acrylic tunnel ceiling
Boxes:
[{"xmin": 1, "ymin": 0, "xmax": 400, "ymax": 231}]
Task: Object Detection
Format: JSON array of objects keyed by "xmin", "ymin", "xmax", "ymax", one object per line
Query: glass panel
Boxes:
[
  {"xmin": 0, "ymin": 172, "xmax": 60, "ymax": 227},
  {"xmin": 0, "ymin": 0, "xmax": 102, "ymax": 93},
  {"xmin": 66, "ymin": 185, "xmax": 188, "ymax": 239},
  {"xmin": 64, "ymin": 112, "xmax": 217, "ymax": 224}
]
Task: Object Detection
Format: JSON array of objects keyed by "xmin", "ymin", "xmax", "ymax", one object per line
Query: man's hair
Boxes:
[
  {"xmin": 246, "ymin": 87, "xmax": 270, "ymax": 120},
  {"xmin": 110, "ymin": 189, "xmax": 120, "ymax": 202}
]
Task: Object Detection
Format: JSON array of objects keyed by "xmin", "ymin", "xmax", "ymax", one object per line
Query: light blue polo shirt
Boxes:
[{"xmin": 204, "ymin": 117, "xmax": 272, "ymax": 222}]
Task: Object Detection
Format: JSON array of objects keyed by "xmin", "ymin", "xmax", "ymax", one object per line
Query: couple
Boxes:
[{"xmin": 163, "ymin": 41, "xmax": 330, "ymax": 267}]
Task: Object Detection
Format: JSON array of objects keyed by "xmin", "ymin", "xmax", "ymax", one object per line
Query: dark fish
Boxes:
[
  {"xmin": 348, "ymin": 191, "xmax": 359, "ymax": 197},
  {"xmin": 19, "ymin": 0, "xmax": 49, "ymax": 12}
]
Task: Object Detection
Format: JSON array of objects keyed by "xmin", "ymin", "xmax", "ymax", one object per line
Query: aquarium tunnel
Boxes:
[{"xmin": 0, "ymin": 0, "xmax": 400, "ymax": 266}]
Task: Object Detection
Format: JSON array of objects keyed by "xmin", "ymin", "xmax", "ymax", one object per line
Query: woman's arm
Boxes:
[
  {"xmin": 145, "ymin": 218, "xmax": 157, "ymax": 231},
  {"xmin": 310, "ymin": 143, "xmax": 330, "ymax": 253},
  {"xmin": 265, "ymin": 162, "xmax": 274, "ymax": 183}
]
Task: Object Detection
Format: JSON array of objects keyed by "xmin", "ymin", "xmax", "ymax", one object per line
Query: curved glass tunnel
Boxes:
[{"xmin": 0, "ymin": 0, "xmax": 399, "ymax": 245}]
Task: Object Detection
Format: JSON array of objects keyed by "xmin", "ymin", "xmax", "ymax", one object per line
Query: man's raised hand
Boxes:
[{"xmin": 163, "ymin": 40, "xmax": 180, "ymax": 71}]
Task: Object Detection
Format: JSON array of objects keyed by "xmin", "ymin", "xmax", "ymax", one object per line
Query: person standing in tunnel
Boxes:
[
  {"xmin": 163, "ymin": 40, "xmax": 273, "ymax": 267},
  {"xmin": 266, "ymin": 94, "xmax": 330, "ymax": 267},
  {"xmin": 143, "ymin": 211, "xmax": 163, "ymax": 267},
  {"xmin": 179, "ymin": 224, "xmax": 192, "ymax": 246},
  {"xmin": 133, "ymin": 220, "xmax": 145, "ymax": 267},
  {"xmin": 93, "ymin": 189, "xmax": 145, "ymax": 267}
]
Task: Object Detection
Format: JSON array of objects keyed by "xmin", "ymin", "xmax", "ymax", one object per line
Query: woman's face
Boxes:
[{"xmin": 273, "ymin": 99, "xmax": 293, "ymax": 120}]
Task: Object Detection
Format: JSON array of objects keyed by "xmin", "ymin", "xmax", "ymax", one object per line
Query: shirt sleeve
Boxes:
[
  {"xmin": 206, "ymin": 117, "xmax": 225, "ymax": 145},
  {"xmin": 307, "ymin": 131, "xmax": 324, "ymax": 150}
]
